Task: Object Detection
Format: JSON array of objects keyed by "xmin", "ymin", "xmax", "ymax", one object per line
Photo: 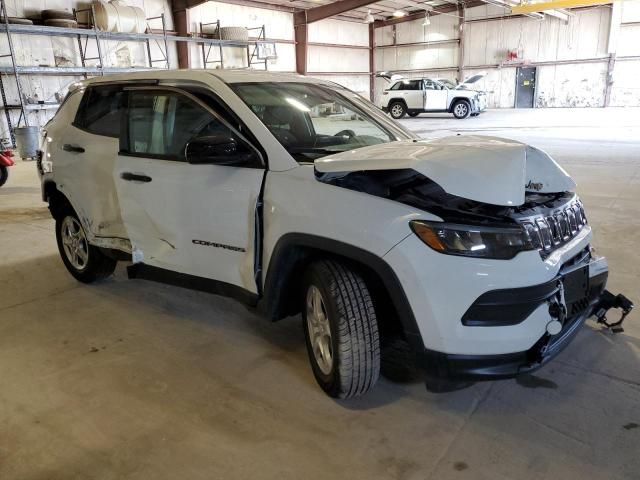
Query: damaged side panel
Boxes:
[
  {"xmin": 44, "ymin": 90, "xmax": 130, "ymax": 250},
  {"xmin": 113, "ymin": 153, "xmax": 265, "ymax": 294}
]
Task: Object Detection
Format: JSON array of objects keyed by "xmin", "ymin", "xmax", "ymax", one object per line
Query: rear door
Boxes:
[
  {"xmin": 54, "ymin": 84, "xmax": 128, "ymax": 242},
  {"xmin": 423, "ymin": 80, "xmax": 448, "ymax": 110},
  {"xmin": 113, "ymin": 86, "xmax": 265, "ymax": 292},
  {"xmin": 401, "ymin": 80, "xmax": 424, "ymax": 109}
]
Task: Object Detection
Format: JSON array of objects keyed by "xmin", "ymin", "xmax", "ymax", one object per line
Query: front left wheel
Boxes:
[
  {"xmin": 55, "ymin": 212, "xmax": 117, "ymax": 283},
  {"xmin": 452, "ymin": 100, "xmax": 471, "ymax": 119},
  {"xmin": 302, "ymin": 260, "xmax": 380, "ymax": 399}
]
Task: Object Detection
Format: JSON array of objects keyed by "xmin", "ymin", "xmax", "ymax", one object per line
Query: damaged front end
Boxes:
[{"xmin": 314, "ymin": 136, "xmax": 634, "ymax": 383}]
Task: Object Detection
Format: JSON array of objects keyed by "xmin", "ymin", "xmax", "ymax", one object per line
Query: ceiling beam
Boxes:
[
  {"xmin": 373, "ymin": 0, "xmax": 485, "ymax": 26},
  {"xmin": 172, "ymin": 0, "xmax": 296, "ymax": 13},
  {"xmin": 294, "ymin": 0, "xmax": 382, "ymax": 24},
  {"xmin": 511, "ymin": 0, "xmax": 616, "ymax": 14},
  {"xmin": 544, "ymin": 8, "xmax": 570, "ymax": 21}
]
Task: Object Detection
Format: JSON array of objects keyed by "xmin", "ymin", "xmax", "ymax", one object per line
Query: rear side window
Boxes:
[
  {"xmin": 73, "ymin": 85, "xmax": 124, "ymax": 138},
  {"xmin": 390, "ymin": 80, "xmax": 422, "ymax": 91}
]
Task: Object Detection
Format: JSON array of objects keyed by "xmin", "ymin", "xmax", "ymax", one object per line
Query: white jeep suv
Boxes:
[
  {"xmin": 379, "ymin": 78, "xmax": 482, "ymax": 119},
  {"xmin": 39, "ymin": 70, "xmax": 614, "ymax": 398}
]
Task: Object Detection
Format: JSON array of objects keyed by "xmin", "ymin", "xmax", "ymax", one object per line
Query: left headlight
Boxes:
[{"xmin": 409, "ymin": 220, "xmax": 537, "ymax": 260}]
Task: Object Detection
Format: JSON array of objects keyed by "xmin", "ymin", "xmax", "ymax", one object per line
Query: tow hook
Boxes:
[
  {"xmin": 594, "ymin": 290, "xmax": 634, "ymax": 333},
  {"xmin": 547, "ymin": 281, "xmax": 567, "ymax": 335}
]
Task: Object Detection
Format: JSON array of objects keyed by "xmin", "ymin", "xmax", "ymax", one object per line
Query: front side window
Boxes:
[
  {"xmin": 231, "ymin": 82, "xmax": 414, "ymax": 162},
  {"xmin": 124, "ymin": 90, "xmax": 235, "ymax": 161},
  {"xmin": 74, "ymin": 84, "xmax": 124, "ymax": 137},
  {"xmin": 438, "ymin": 79, "xmax": 457, "ymax": 90},
  {"xmin": 424, "ymin": 80, "xmax": 437, "ymax": 90}
]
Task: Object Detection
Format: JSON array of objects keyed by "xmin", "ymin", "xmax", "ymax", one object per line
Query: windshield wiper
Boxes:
[{"xmin": 288, "ymin": 146, "xmax": 346, "ymax": 155}]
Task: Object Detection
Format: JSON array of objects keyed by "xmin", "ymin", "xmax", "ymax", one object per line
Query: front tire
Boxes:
[
  {"xmin": 389, "ymin": 101, "xmax": 406, "ymax": 119},
  {"xmin": 452, "ymin": 100, "xmax": 471, "ymax": 119},
  {"xmin": 407, "ymin": 111, "xmax": 420, "ymax": 118},
  {"xmin": 55, "ymin": 211, "xmax": 116, "ymax": 283},
  {"xmin": 302, "ymin": 260, "xmax": 380, "ymax": 399},
  {"xmin": 0, "ymin": 166, "xmax": 8, "ymax": 187}
]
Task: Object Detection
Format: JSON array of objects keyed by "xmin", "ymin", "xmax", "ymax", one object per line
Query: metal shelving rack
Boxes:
[
  {"xmin": 0, "ymin": 0, "xmax": 263, "ymax": 146},
  {"xmin": 199, "ymin": 22, "xmax": 270, "ymax": 72}
]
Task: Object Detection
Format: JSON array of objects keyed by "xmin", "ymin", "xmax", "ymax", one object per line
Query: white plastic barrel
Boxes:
[
  {"xmin": 94, "ymin": 1, "xmax": 145, "ymax": 33},
  {"xmin": 14, "ymin": 126, "xmax": 39, "ymax": 159}
]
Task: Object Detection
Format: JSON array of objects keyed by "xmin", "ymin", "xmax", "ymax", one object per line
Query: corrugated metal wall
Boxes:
[{"xmin": 377, "ymin": 2, "xmax": 640, "ymax": 108}]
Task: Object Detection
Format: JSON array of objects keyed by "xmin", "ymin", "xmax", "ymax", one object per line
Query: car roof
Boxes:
[{"xmin": 73, "ymin": 69, "xmax": 337, "ymax": 89}]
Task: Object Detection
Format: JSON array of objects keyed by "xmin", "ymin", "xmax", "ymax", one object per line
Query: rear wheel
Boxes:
[
  {"xmin": 389, "ymin": 101, "xmax": 406, "ymax": 119},
  {"xmin": 302, "ymin": 260, "xmax": 380, "ymax": 398},
  {"xmin": 0, "ymin": 166, "xmax": 8, "ymax": 187},
  {"xmin": 452, "ymin": 100, "xmax": 471, "ymax": 119},
  {"xmin": 55, "ymin": 211, "xmax": 116, "ymax": 283},
  {"xmin": 407, "ymin": 111, "xmax": 420, "ymax": 117}
]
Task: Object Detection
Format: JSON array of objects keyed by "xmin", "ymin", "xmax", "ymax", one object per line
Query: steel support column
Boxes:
[
  {"xmin": 604, "ymin": 53, "xmax": 616, "ymax": 107},
  {"xmin": 173, "ymin": 9, "xmax": 189, "ymax": 68},
  {"xmin": 369, "ymin": 22, "xmax": 375, "ymax": 100},
  {"xmin": 294, "ymin": 12, "xmax": 307, "ymax": 75},
  {"xmin": 457, "ymin": 4, "xmax": 465, "ymax": 82}
]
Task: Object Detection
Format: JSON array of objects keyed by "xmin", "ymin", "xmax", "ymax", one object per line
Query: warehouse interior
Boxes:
[{"xmin": 1, "ymin": 0, "xmax": 639, "ymax": 478}]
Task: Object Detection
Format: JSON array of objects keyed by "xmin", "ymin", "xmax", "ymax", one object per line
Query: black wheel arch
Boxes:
[
  {"xmin": 259, "ymin": 233, "xmax": 425, "ymax": 353},
  {"xmin": 43, "ymin": 180, "xmax": 74, "ymax": 220},
  {"xmin": 448, "ymin": 97, "xmax": 471, "ymax": 113},
  {"xmin": 387, "ymin": 98, "xmax": 408, "ymax": 109}
]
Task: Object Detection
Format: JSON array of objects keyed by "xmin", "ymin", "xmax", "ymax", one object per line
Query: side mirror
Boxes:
[{"xmin": 185, "ymin": 133, "xmax": 259, "ymax": 166}]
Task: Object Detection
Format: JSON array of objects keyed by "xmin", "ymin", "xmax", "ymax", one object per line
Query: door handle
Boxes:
[
  {"xmin": 120, "ymin": 172, "xmax": 152, "ymax": 183},
  {"xmin": 63, "ymin": 144, "xmax": 85, "ymax": 153}
]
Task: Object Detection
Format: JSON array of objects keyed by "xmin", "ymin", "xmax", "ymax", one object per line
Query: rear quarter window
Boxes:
[{"xmin": 73, "ymin": 85, "xmax": 125, "ymax": 138}]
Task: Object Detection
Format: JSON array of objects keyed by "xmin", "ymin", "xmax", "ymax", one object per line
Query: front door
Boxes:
[
  {"xmin": 423, "ymin": 79, "xmax": 448, "ymax": 110},
  {"xmin": 516, "ymin": 67, "xmax": 536, "ymax": 108},
  {"xmin": 113, "ymin": 87, "xmax": 265, "ymax": 292}
]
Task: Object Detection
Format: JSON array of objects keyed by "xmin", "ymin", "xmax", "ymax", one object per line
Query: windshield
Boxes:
[
  {"xmin": 230, "ymin": 82, "xmax": 414, "ymax": 163},
  {"xmin": 438, "ymin": 79, "xmax": 457, "ymax": 89}
]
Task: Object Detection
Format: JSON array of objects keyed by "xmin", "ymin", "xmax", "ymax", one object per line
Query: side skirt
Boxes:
[{"xmin": 127, "ymin": 263, "xmax": 259, "ymax": 307}]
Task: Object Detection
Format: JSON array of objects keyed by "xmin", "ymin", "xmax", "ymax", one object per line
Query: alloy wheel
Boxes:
[
  {"xmin": 454, "ymin": 103, "xmax": 469, "ymax": 117},
  {"xmin": 61, "ymin": 216, "xmax": 89, "ymax": 271},
  {"xmin": 391, "ymin": 104, "xmax": 404, "ymax": 118},
  {"xmin": 306, "ymin": 285, "xmax": 333, "ymax": 375}
]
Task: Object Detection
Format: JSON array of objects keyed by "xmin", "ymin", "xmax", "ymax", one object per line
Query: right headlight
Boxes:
[{"xmin": 409, "ymin": 220, "xmax": 537, "ymax": 260}]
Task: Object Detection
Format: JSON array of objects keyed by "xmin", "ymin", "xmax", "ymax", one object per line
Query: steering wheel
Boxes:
[{"xmin": 334, "ymin": 129, "xmax": 356, "ymax": 139}]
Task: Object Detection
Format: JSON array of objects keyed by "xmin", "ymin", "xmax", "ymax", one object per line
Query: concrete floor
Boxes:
[{"xmin": 1, "ymin": 107, "xmax": 639, "ymax": 480}]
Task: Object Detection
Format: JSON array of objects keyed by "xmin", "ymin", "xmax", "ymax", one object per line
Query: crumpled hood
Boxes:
[{"xmin": 314, "ymin": 136, "xmax": 576, "ymax": 206}]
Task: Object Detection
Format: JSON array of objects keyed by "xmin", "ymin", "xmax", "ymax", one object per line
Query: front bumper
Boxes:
[{"xmin": 417, "ymin": 262, "xmax": 608, "ymax": 381}]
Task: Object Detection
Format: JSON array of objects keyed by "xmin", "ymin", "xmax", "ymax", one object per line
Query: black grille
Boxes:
[{"xmin": 520, "ymin": 200, "xmax": 588, "ymax": 258}]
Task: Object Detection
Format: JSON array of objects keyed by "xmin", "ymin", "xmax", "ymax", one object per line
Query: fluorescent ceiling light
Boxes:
[{"xmin": 393, "ymin": 10, "xmax": 406, "ymax": 17}]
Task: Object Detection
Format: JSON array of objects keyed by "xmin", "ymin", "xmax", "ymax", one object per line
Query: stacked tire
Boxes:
[
  {"xmin": 42, "ymin": 9, "xmax": 78, "ymax": 28},
  {"xmin": 1, "ymin": 17, "xmax": 33, "ymax": 25},
  {"xmin": 202, "ymin": 25, "xmax": 249, "ymax": 42}
]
